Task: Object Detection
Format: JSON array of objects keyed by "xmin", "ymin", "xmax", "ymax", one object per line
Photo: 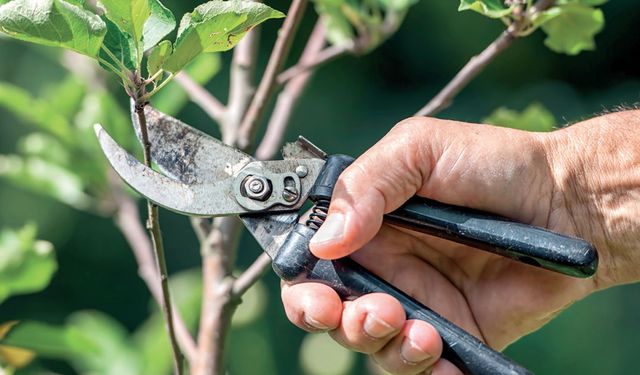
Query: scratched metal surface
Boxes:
[{"xmin": 125, "ymin": 105, "xmax": 327, "ymax": 257}]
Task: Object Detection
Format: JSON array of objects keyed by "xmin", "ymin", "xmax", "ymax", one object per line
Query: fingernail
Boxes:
[
  {"xmin": 400, "ymin": 337, "xmax": 431, "ymax": 365},
  {"xmin": 363, "ymin": 313, "xmax": 396, "ymax": 339},
  {"xmin": 310, "ymin": 213, "xmax": 345, "ymax": 246},
  {"xmin": 303, "ymin": 315, "xmax": 330, "ymax": 331}
]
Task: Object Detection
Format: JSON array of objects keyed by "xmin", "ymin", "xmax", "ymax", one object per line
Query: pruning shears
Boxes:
[{"xmin": 95, "ymin": 106, "xmax": 598, "ymax": 375}]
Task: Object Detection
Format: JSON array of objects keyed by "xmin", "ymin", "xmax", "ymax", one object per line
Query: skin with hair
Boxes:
[{"xmin": 280, "ymin": 111, "xmax": 640, "ymax": 374}]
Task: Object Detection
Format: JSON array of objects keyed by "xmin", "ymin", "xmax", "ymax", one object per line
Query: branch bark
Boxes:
[
  {"xmin": 415, "ymin": 0, "xmax": 555, "ymax": 117},
  {"xmin": 237, "ymin": 0, "xmax": 309, "ymax": 150},
  {"xmin": 134, "ymin": 91, "xmax": 184, "ymax": 374},
  {"xmin": 193, "ymin": 24, "xmax": 262, "ymax": 375},
  {"xmin": 224, "ymin": 28, "xmax": 261, "ymax": 145},
  {"xmin": 256, "ymin": 20, "xmax": 328, "ymax": 160},
  {"xmin": 276, "ymin": 44, "xmax": 346, "ymax": 85},
  {"xmin": 174, "ymin": 72, "xmax": 226, "ymax": 124},
  {"xmin": 231, "ymin": 252, "xmax": 272, "ymax": 297}
]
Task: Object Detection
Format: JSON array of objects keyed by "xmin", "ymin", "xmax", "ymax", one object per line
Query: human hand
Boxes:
[{"xmin": 281, "ymin": 112, "xmax": 640, "ymax": 374}]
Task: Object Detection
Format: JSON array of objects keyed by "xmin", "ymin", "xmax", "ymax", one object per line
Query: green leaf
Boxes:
[
  {"xmin": 0, "ymin": 312, "xmax": 141, "ymax": 375},
  {"xmin": 99, "ymin": 17, "xmax": 137, "ymax": 72},
  {"xmin": 163, "ymin": 1, "xmax": 284, "ymax": 73},
  {"xmin": 458, "ymin": 0, "xmax": 513, "ymax": 18},
  {"xmin": 537, "ymin": 4, "xmax": 605, "ymax": 55},
  {"xmin": 483, "ymin": 103, "xmax": 556, "ymax": 132},
  {"xmin": 18, "ymin": 133, "xmax": 70, "ymax": 167},
  {"xmin": 75, "ymin": 89, "xmax": 134, "ymax": 152},
  {"xmin": 0, "ymin": 154, "xmax": 93, "ymax": 209},
  {"xmin": 377, "ymin": 0, "xmax": 419, "ymax": 12},
  {"xmin": 142, "ymin": 0, "xmax": 175, "ymax": 52},
  {"xmin": 315, "ymin": 3, "xmax": 354, "ymax": 48},
  {"xmin": 0, "ymin": 82, "xmax": 75, "ymax": 144},
  {"xmin": 98, "ymin": 0, "xmax": 150, "ymax": 45},
  {"xmin": 0, "ymin": 224, "xmax": 56, "ymax": 304},
  {"xmin": 0, "ymin": 321, "xmax": 96, "ymax": 359},
  {"xmin": 147, "ymin": 40, "xmax": 172, "ymax": 78},
  {"xmin": 66, "ymin": 311, "xmax": 141, "ymax": 375},
  {"xmin": 0, "ymin": 0, "xmax": 107, "ymax": 57},
  {"xmin": 151, "ymin": 53, "xmax": 221, "ymax": 115},
  {"xmin": 41, "ymin": 75, "xmax": 86, "ymax": 120}
]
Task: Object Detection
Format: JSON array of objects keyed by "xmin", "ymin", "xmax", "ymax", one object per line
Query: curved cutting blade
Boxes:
[
  {"xmin": 130, "ymin": 103, "xmax": 252, "ymax": 185},
  {"xmin": 96, "ymin": 124, "xmax": 249, "ymax": 216}
]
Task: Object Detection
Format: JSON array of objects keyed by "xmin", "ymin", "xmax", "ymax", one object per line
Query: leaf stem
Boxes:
[
  {"xmin": 145, "ymin": 69, "xmax": 166, "ymax": 85},
  {"xmin": 143, "ymin": 73, "xmax": 176, "ymax": 100},
  {"xmin": 96, "ymin": 56, "xmax": 130, "ymax": 84},
  {"xmin": 100, "ymin": 45, "xmax": 131, "ymax": 76}
]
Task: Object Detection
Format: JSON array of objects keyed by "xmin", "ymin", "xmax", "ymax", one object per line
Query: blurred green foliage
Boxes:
[{"xmin": 0, "ymin": 0, "xmax": 639, "ymax": 374}]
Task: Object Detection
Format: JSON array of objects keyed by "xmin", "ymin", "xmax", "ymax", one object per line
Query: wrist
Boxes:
[{"xmin": 542, "ymin": 110, "xmax": 640, "ymax": 289}]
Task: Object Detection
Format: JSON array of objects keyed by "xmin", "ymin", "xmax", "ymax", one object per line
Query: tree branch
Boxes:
[
  {"xmin": 224, "ymin": 28, "xmax": 261, "ymax": 145},
  {"xmin": 134, "ymin": 91, "xmax": 184, "ymax": 374},
  {"xmin": 256, "ymin": 20, "xmax": 328, "ymax": 160},
  {"xmin": 174, "ymin": 72, "xmax": 226, "ymax": 124},
  {"xmin": 415, "ymin": 0, "xmax": 555, "ymax": 117},
  {"xmin": 232, "ymin": 253, "xmax": 272, "ymax": 297},
  {"xmin": 111, "ymin": 177, "xmax": 197, "ymax": 362},
  {"xmin": 237, "ymin": 0, "xmax": 309, "ymax": 149},
  {"xmin": 276, "ymin": 44, "xmax": 346, "ymax": 85},
  {"xmin": 194, "ymin": 22, "xmax": 263, "ymax": 375},
  {"xmin": 193, "ymin": 216, "xmax": 243, "ymax": 375}
]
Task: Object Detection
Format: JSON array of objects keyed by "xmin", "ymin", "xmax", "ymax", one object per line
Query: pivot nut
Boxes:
[{"xmin": 242, "ymin": 175, "xmax": 271, "ymax": 201}]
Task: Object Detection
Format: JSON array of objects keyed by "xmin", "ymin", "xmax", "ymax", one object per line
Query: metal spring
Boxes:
[{"xmin": 305, "ymin": 199, "xmax": 330, "ymax": 230}]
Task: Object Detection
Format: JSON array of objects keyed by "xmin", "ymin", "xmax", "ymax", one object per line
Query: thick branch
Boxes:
[
  {"xmin": 237, "ymin": 0, "xmax": 309, "ymax": 149},
  {"xmin": 174, "ymin": 72, "xmax": 226, "ymax": 123},
  {"xmin": 135, "ymin": 97, "xmax": 184, "ymax": 375},
  {"xmin": 256, "ymin": 20, "xmax": 327, "ymax": 160},
  {"xmin": 415, "ymin": 0, "xmax": 555, "ymax": 117},
  {"xmin": 224, "ymin": 28, "xmax": 261, "ymax": 145},
  {"xmin": 194, "ymin": 21, "xmax": 262, "ymax": 375},
  {"xmin": 112, "ymin": 185, "xmax": 198, "ymax": 362},
  {"xmin": 193, "ymin": 217, "xmax": 243, "ymax": 375}
]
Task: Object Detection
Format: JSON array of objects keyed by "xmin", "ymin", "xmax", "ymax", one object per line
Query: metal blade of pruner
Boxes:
[{"xmin": 95, "ymin": 105, "xmax": 324, "ymax": 257}]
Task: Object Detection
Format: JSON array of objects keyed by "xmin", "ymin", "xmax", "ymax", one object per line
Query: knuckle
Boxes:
[{"xmin": 393, "ymin": 116, "xmax": 427, "ymax": 132}]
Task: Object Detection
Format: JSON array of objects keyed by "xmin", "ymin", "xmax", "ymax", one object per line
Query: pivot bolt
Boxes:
[{"xmin": 243, "ymin": 175, "xmax": 271, "ymax": 201}]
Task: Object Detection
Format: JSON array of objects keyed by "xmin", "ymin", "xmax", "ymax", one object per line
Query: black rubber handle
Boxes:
[
  {"xmin": 385, "ymin": 197, "xmax": 598, "ymax": 278},
  {"xmin": 273, "ymin": 224, "xmax": 533, "ymax": 375}
]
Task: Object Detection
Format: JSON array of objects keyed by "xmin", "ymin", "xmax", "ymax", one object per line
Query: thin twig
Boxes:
[
  {"xmin": 190, "ymin": 217, "xmax": 211, "ymax": 244},
  {"xmin": 232, "ymin": 253, "xmax": 272, "ymax": 297},
  {"xmin": 277, "ymin": 44, "xmax": 346, "ymax": 85},
  {"xmin": 415, "ymin": 0, "xmax": 555, "ymax": 116},
  {"xmin": 414, "ymin": 28, "xmax": 516, "ymax": 116},
  {"xmin": 237, "ymin": 0, "xmax": 309, "ymax": 149},
  {"xmin": 134, "ymin": 93, "xmax": 184, "ymax": 375},
  {"xmin": 174, "ymin": 72, "xmax": 226, "ymax": 123},
  {"xmin": 111, "ymin": 179, "xmax": 198, "ymax": 361},
  {"xmin": 256, "ymin": 20, "xmax": 328, "ymax": 160}
]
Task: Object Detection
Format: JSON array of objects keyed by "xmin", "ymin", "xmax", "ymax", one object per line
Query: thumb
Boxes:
[{"xmin": 309, "ymin": 119, "xmax": 436, "ymax": 259}]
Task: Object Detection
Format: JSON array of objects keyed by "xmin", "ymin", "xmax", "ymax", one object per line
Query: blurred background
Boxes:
[{"xmin": 1, "ymin": 0, "xmax": 639, "ymax": 374}]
